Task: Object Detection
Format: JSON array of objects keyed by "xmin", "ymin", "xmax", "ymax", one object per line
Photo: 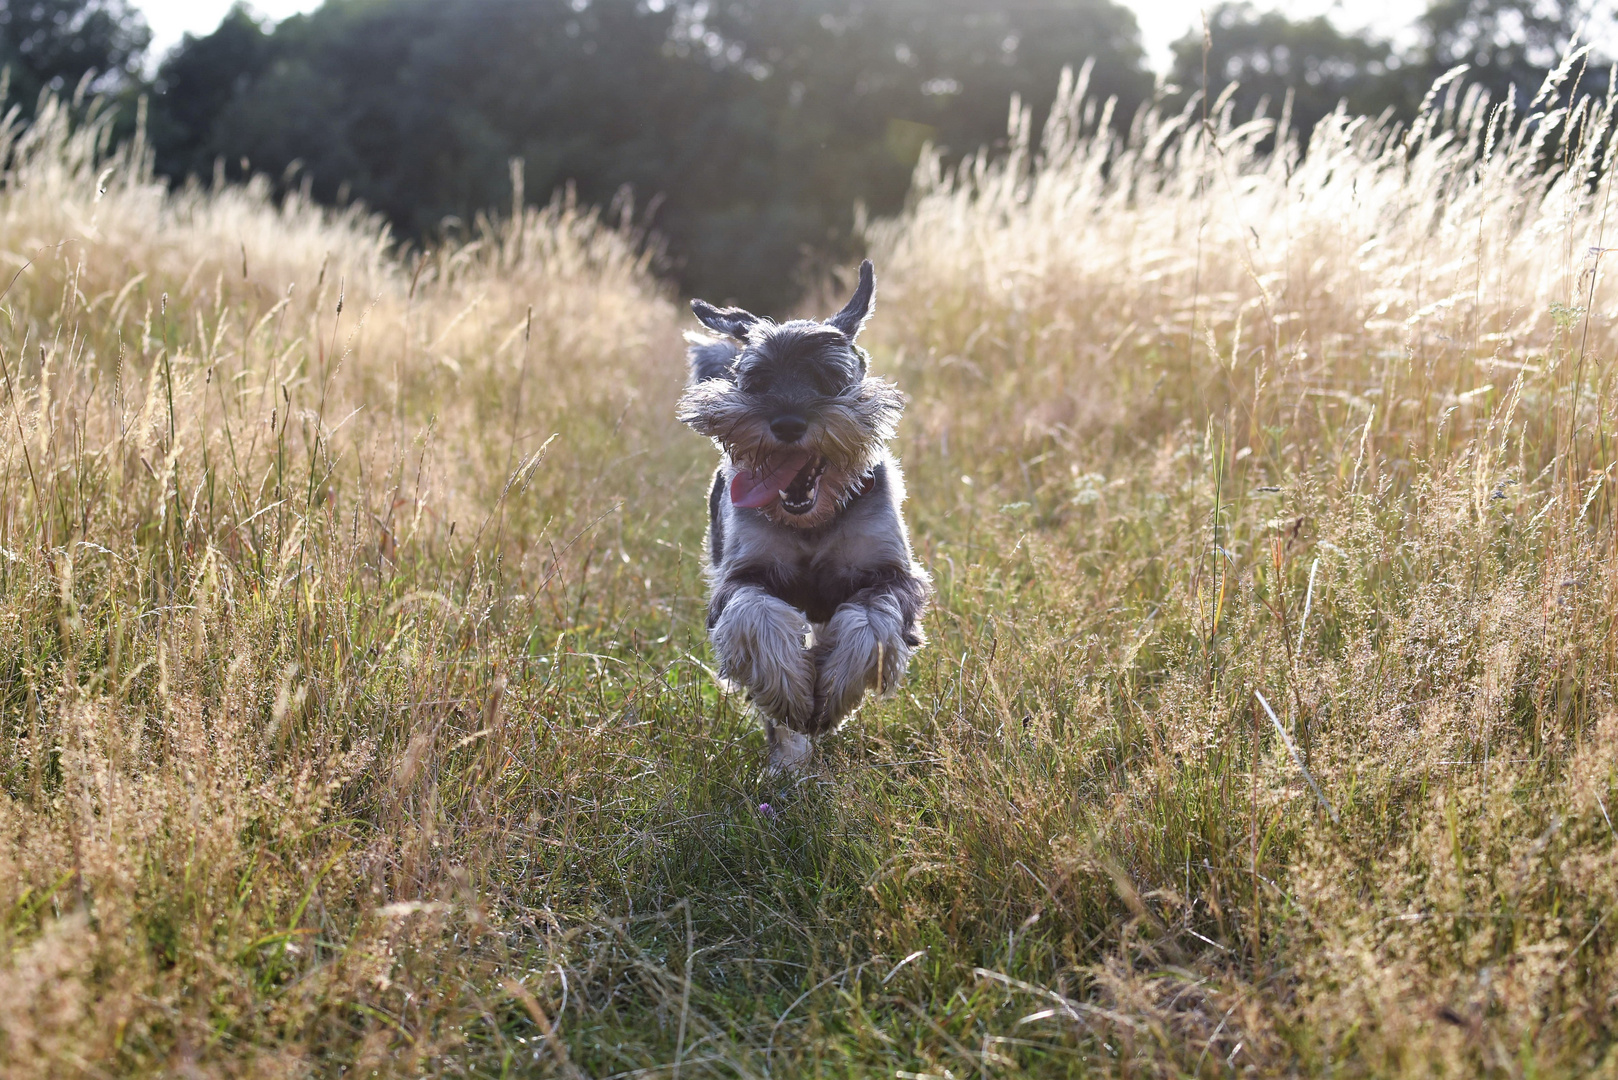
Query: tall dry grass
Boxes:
[
  {"xmin": 0, "ymin": 97, "xmax": 692, "ymax": 1075},
  {"xmin": 861, "ymin": 56, "xmax": 1618, "ymax": 1074},
  {"xmin": 0, "ymin": 55, "xmax": 1615, "ymax": 1077}
]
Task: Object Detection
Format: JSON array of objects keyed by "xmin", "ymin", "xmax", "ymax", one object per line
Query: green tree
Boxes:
[
  {"xmin": 1169, "ymin": 3, "xmax": 1410, "ymax": 143},
  {"xmin": 0, "ymin": 0, "xmax": 149, "ymax": 116},
  {"xmin": 148, "ymin": 0, "xmax": 1152, "ymax": 309},
  {"xmin": 1415, "ymin": 0, "xmax": 1605, "ymax": 108},
  {"xmin": 683, "ymin": 0, "xmax": 1153, "ymax": 291},
  {"xmin": 149, "ymin": 4, "xmax": 273, "ymax": 182}
]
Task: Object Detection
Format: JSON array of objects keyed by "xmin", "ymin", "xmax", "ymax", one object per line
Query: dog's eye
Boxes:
[
  {"xmin": 812, "ymin": 367, "xmax": 853, "ymax": 395},
  {"xmin": 739, "ymin": 370, "xmax": 772, "ymax": 394}
]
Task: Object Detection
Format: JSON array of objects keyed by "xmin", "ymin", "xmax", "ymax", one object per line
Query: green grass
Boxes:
[{"xmin": 2, "ymin": 75, "xmax": 1618, "ymax": 1077}]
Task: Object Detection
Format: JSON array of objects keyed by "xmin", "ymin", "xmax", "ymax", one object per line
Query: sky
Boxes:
[{"xmin": 131, "ymin": 0, "xmax": 1609, "ymax": 75}]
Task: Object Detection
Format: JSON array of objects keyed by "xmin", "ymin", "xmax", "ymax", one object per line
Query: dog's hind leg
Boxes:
[
  {"xmin": 808, "ymin": 579, "xmax": 926, "ymax": 733},
  {"xmin": 709, "ymin": 585, "xmax": 814, "ymax": 731}
]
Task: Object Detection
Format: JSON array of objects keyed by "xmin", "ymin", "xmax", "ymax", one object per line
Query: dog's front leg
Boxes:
[
  {"xmin": 808, "ymin": 581, "xmax": 925, "ymax": 734},
  {"xmin": 709, "ymin": 584, "xmax": 814, "ymax": 731}
]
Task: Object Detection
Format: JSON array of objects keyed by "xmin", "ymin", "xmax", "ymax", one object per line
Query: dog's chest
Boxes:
[{"xmin": 720, "ymin": 482, "xmax": 909, "ymax": 624}]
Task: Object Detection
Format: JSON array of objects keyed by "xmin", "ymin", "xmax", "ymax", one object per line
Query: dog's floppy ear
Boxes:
[
  {"xmin": 686, "ymin": 335, "xmax": 739, "ymax": 384},
  {"xmin": 691, "ymin": 299, "xmax": 759, "ymax": 340},
  {"xmin": 826, "ymin": 259, "xmax": 876, "ymax": 341}
]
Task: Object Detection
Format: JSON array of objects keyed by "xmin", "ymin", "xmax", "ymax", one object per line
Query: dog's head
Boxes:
[{"xmin": 677, "ymin": 260, "xmax": 904, "ymax": 529}]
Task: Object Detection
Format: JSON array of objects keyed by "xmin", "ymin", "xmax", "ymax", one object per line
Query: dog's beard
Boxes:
[{"xmin": 678, "ymin": 376, "xmax": 904, "ymax": 529}]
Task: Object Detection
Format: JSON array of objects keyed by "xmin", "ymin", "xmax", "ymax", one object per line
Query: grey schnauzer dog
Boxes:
[{"xmin": 677, "ymin": 260, "xmax": 930, "ymax": 770}]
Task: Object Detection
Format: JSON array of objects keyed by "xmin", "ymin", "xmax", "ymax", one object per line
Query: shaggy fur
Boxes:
[{"xmin": 678, "ymin": 261, "xmax": 930, "ymax": 764}]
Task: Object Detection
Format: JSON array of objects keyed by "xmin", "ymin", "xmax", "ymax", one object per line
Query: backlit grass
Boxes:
[{"xmin": 3, "ymin": 64, "xmax": 1618, "ymax": 1077}]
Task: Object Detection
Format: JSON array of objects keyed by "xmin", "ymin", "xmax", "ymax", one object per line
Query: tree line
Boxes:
[{"xmin": 0, "ymin": 0, "xmax": 1605, "ymax": 308}]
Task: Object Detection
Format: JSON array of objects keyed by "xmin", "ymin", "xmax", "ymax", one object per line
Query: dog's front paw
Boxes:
[
  {"xmin": 766, "ymin": 725, "xmax": 813, "ymax": 773},
  {"xmin": 808, "ymin": 595, "xmax": 912, "ymax": 733},
  {"xmin": 710, "ymin": 586, "xmax": 813, "ymax": 727}
]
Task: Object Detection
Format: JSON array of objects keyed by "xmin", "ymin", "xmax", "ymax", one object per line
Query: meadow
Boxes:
[{"xmin": 2, "ymin": 58, "xmax": 1617, "ymax": 1076}]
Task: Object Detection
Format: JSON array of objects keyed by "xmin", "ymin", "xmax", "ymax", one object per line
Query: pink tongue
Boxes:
[{"xmin": 730, "ymin": 449, "xmax": 816, "ymax": 508}]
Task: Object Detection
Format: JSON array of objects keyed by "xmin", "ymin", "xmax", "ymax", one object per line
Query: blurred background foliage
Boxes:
[{"xmin": 0, "ymin": 0, "xmax": 1609, "ymax": 309}]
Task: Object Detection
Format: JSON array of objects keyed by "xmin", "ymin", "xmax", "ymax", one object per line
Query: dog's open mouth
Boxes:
[
  {"xmin": 777, "ymin": 456, "xmax": 826, "ymax": 515},
  {"xmin": 730, "ymin": 448, "xmax": 826, "ymax": 515}
]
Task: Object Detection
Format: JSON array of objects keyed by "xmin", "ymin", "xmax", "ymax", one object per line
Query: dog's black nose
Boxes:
[{"xmin": 770, "ymin": 415, "xmax": 809, "ymax": 442}]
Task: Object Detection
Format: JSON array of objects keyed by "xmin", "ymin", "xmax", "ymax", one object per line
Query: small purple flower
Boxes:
[{"xmin": 757, "ymin": 803, "xmax": 777, "ymax": 819}]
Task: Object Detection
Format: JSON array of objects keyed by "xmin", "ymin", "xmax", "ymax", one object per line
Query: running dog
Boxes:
[{"xmin": 677, "ymin": 261, "xmax": 929, "ymax": 771}]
